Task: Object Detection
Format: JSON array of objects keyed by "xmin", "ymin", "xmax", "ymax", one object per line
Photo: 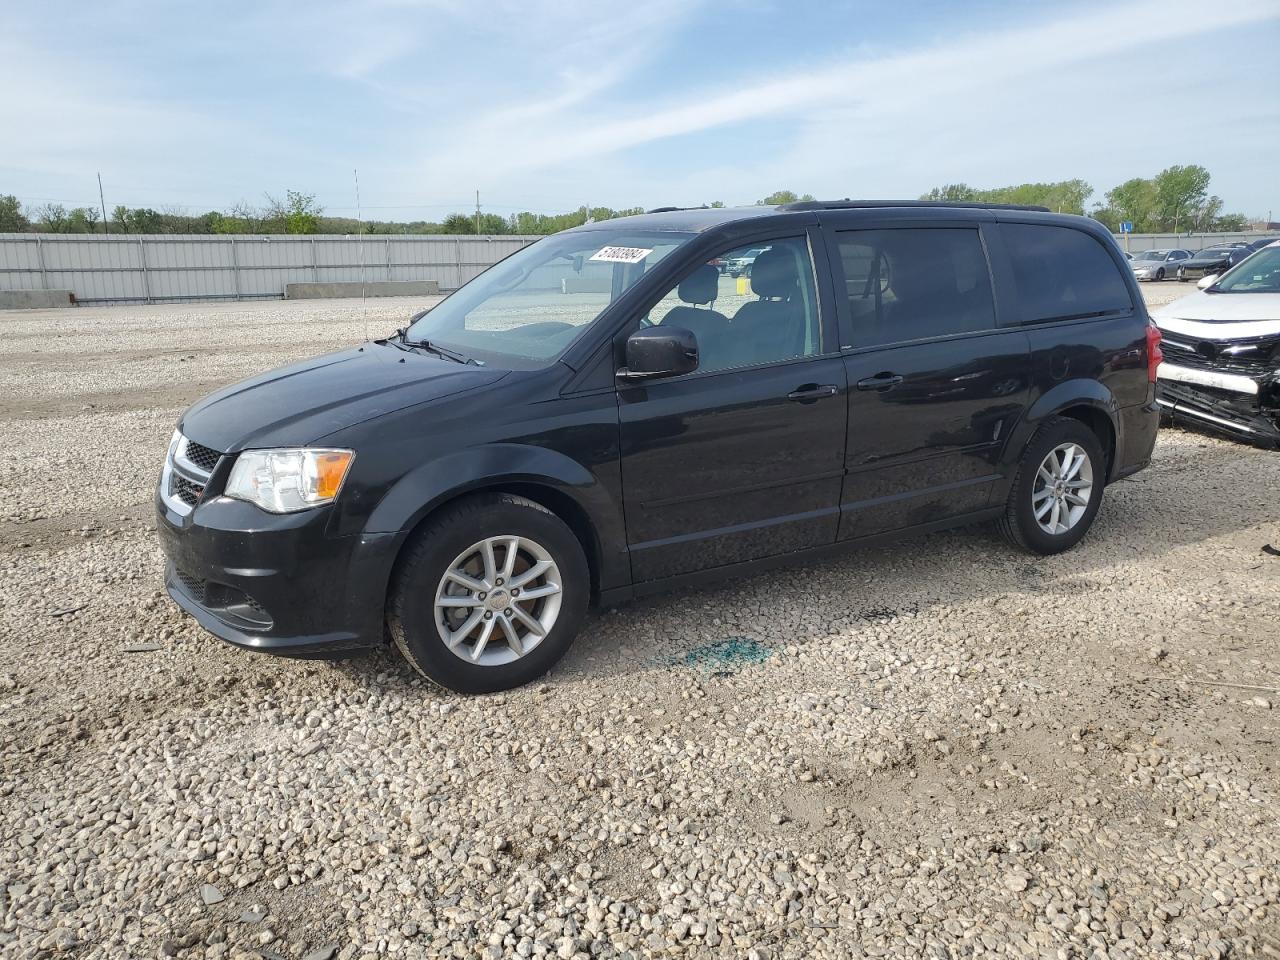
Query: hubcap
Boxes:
[
  {"xmin": 434, "ymin": 535, "xmax": 562, "ymax": 666},
  {"xmin": 1032, "ymin": 442, "xmax": 1094, "ymax": 536}
]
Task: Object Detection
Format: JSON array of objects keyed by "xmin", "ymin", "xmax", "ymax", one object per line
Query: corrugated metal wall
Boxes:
[
  {"xmin": 0, "ymin": 233, "xmax": 539, "ymax": 303},
  {"xmin": 2, "ymin": 230, "xmax": 1275, "ymax": 304},
  {"xmin": 1116, "ymin": 232, "xmax": 1274, "ymax": 253}
]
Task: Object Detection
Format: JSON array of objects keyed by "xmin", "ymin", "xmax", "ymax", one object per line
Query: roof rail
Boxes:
[
  {"xmin": 776, "ymin": 199, "xmax": 1052, "ymax": 213},
  {"xmin": 644, "ymin": 205, "xmax": 711, "ymax": 214}
]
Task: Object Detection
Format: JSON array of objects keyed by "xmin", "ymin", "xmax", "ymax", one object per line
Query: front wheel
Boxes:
[
  {"xmin": 1156, "ymin": 267, "xmax": 1165, "ymax": 280},
  {"xmin": 389, "ymin": 493, "xmax": 589, "ymax": 693},
  {"xmin": 999, "ymin": 417, "xmax": 1105, "ymax": 555}
]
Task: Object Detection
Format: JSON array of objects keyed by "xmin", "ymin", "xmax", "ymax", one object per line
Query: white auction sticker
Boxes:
[{"xmin": 589, "ymin": 246, "xmax": 652, "ymax": 264}]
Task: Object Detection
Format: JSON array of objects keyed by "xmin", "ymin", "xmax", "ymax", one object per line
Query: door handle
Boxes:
[
  {"xmin": 856, "ymin": 373, "xmax": 903, "ymax": 391},
  {"xmin": 786, "ymin": 383, "xmax": 838, "ymax": 402}
]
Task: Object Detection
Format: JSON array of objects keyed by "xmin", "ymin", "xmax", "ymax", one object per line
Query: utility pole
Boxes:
[
  {"xmin": 475, "ymin": 190, "xmax": 481, "ymax": 235},
  {"xmin": 97, "ymin": 172, "xmax": 109, "ymax": 234}
]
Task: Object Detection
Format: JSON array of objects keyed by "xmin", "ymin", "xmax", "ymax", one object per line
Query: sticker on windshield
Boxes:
[{"xmin": 589, "ymin": 246, "xmax": 652, "ymax": 264}]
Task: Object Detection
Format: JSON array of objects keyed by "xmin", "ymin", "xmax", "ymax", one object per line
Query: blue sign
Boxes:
[{"xmin": 1120, "ymin": 221, "xmax": 1133, "ymax": 234}]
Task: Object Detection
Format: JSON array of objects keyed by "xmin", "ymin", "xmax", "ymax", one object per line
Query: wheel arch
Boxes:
[
  {"xmin": 367, "ymin": 443, "xmax": 626, "ymax": 606},
  {"xmin": 1012, "ymin": 381, "xmax": 1122, "ymax": 482},
  {"xmin": 1054, "ymin": 404, "xmax": 1117, "ymax": 479}
]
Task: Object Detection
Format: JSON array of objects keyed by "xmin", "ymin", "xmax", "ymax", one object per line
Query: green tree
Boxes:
[
  {"xmin": 440, "ymin": 213, "xmax": 476, "ymax": 234},
  {"xmin": 65, "ymin": 207, "xmax": 99, "ymax": 233},
  {"xmin": 708, "ymin": 200, "xmax": 725, "ymax": 208},
  {"xmin": 282, "ymin": 190, "xmax": 321, "ymax": 234},
  {"xmin": 476, "ymin": 212, "xmax": 508, "ymax": 234},
  {"xmin": 1153, "ymin": 164, "xmax": 1210, "ymax": 232},
  {"xmin": 35, "ymin": 203, "xmax": 69, "ymax": 232},
  {"xmin": 1102, "ymin": 177, "xmax": 1159, "ymax": 232},
  {"xmin": 112, "ymin": 205, "xmax": 130, "ymax": 232},
  {"xmin": 0, "ymin": 194, "xmax": 29, "ymax": 231},
  {"xmin": 921, "ymin": 179, "xmax": 1092, "ymax": 214},
  {"xmin": 126, "ymin": 208, "xmax": 163, "ymax": 233},
  {"xmin": 757, "ymin": 190, "xmax": 815, "ymax": 206},
  {"xmin": 921, "ymin": 184, "xmax": 978, "ymax": 202}
]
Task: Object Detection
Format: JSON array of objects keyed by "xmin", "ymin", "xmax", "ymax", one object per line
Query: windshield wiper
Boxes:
[
  {"xmin": 407, "ymin": 337, "xmax": 481, "ymax": 365},
  {"xmin": 382, "ymin": 327, "xmax": 413, "ymax": 350}
]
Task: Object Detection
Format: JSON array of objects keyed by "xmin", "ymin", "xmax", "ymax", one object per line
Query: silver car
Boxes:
[{"xmin": 1130, "ymin": 248, "xmax": 1192, "ymax": 281}]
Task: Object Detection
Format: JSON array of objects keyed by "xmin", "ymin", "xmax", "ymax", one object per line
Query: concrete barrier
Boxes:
[
  {"xmin": 285, "ymin": 280, "xmax": 440, "ymax": 299},
  {"xmin": 0, "ymin": 290, "xmax": 74, "ymax": 309}
]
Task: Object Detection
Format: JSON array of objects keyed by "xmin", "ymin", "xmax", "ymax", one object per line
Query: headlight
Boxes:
[{"xmin": 225, "ymin": 448, "xmax": 354, "ymax": 513}]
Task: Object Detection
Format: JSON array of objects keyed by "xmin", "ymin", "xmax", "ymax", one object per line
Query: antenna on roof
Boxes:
[{"xmin": 355, "ymin": 168, "xmax": 369, "ymax": 343}]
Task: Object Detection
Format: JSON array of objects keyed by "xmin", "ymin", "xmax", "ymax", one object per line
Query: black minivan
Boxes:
[{"xmin": 157, "ymin": 201, "xmax": 1161, "ymax": 692}]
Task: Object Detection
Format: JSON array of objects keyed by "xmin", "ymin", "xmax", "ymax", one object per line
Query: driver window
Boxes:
[{"xmin": 647, "ymin": 237, "xmax": 821, "ymax": 373}]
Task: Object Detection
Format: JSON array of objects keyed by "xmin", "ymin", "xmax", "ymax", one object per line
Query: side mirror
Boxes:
[{"xmin": 618, "ymin": 327, "xmax": 698, "ymax": 381}]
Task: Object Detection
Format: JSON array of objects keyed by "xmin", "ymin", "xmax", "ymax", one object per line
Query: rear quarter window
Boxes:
[{"xmin": 1002, "ymin": 223, "xmax": 1132, "ymax": 323}]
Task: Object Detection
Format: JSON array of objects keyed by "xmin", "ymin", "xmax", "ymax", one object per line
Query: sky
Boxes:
[{"xmin": 2, "ymin": 0, "xmax": 1278, "ymax": 222}]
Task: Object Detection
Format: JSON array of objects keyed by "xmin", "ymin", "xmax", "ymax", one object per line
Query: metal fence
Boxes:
[
  {"xmin": 1116, "ymin": 231, "xmax": 1274, "ymax": 253},
  {"xmin": 1, "ymin": 229, "xmax": 1275, "ymax": 306},
  {"xmin": 0, "ymin": 233, "xmax": 539, "ymax": 304}
]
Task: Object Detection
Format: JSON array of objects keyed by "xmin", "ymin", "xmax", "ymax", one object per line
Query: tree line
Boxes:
[
  {"xmin": 0, "ymin": 166, "xmax": 1253, "ymax": 236},
  {"xmin": 0, "ymin": 191, "xmax": 650, "ymax": 237},
  {"xmin": 920, "ymin": 165, "xmax": 1248, "ymax": 232}
]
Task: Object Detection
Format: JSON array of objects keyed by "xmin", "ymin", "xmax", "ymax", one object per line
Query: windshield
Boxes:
[
  {"xmin": 1210, "ymin": 246, "xmax": 1280, "ymax": 293},
  {"xmin": 404, "ymin": 229, "xmax": 694, "ymax": 368},
  {"xmin": 1134, "ymin": 250, "xmax": 1166, "ymax": 261}
]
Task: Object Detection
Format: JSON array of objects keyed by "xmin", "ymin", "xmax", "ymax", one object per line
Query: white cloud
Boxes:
[
  {"xmin": 2, "ymin": 0, "xmax": 1275, "ymax": 215},
  {"xmin": 411, "ymin": 0, "xmax": 1278, "ymax": 209}
]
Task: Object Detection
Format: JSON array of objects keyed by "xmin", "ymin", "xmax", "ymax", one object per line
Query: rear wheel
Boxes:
[
  {"xmin": 999, "ymin": 417, "xmax": 1105, "ymax": 555},
  {"xmin": 389, "ymin": 493, "xmax": 589, "ymax": 693}
]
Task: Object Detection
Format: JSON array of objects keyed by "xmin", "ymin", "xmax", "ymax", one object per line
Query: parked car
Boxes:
[
  {"xmin": 1152, "ymin": 240, "xmax": 1280, "ymax": 446},
  {"xmin": 157, "ymin": 201, "xmax": 1160, "ymax": 692},
  {"xmin": 1177, "ymin": 245, "xmax": 1253, "ymax": 283},
  {"xmin": 1244, "ymin": 236, "xmax": 1280, "ymax": 252},
  {"xmin": 721, "ymin": 247, "xmax": 765, "ymax": 277},
  {"xmin": 1130, "ymin": 248, "xmax": 1192, "ymax": 281}
]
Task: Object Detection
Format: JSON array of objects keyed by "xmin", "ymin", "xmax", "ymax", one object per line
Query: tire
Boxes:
[
  {"xmin": 1156, "ymin": 267, "xmax": 1165, "ymax": 280},
  {"xmin": 998, "ymin": 417, "xmax": 1106, "ymax": 555},
  {"xmin": 388, "ymin": 493, "xmax": 589, "ymax": 694}
]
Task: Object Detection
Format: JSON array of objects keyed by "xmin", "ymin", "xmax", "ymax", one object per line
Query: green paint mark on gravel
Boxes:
[{"xmin": 681, "ymin": 636, "xmax": 774, "ymax": 675}]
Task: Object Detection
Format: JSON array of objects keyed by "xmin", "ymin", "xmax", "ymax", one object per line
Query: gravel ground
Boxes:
[{"xmin": 2, "ymin": 287, "xmax": 1278, "ymax": 960}]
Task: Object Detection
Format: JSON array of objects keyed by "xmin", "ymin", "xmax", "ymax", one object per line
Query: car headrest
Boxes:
[
  {"xmin": 679, "ymin": 264, "xmax": 719, "ymax": 305},
  {"xmin": 750, "ymin": 247, "xmax": 799, "ymax": 298}
]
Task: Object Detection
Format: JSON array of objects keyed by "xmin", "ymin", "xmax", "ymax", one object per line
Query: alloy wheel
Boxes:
[
  {"xmin": 433, "ymin": 535, "xmax": 563, "ymax": 666},
  {"xmin": 1032, "ymin": 442, "xmax": 1094, "ymax": 536}
]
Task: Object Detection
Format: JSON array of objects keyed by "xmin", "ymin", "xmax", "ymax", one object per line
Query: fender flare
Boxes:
[
  {"xmin": 1007, "ymin": 379, "xmax": 1122, "ymax": 478},
  {"xmin": 364, "ymin": 442, "xmax": 629, "ymax": 589}
]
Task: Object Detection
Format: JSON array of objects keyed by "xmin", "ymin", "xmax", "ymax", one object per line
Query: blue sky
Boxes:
[{"xmin": 2, "ymin": 0, "xmax": 1278, "ymax": 221}]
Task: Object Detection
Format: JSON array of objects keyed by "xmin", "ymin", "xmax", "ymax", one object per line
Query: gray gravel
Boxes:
[{"xmin": 1, "ymin": 290, "xmax": 1278, "ymax": 959}]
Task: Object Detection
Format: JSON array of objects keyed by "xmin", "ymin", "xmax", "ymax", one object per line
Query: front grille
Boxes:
[
  {"xmin": 1160, "ymin": 333, "xmax": 1278, "ymax": 374},
  {"xmin": 183, "ymin": 440, "xmax": 222, "ymax": 473},
  {"xmin": 171, "ymin": 473, "xmax": 204, "ymax": 508}
]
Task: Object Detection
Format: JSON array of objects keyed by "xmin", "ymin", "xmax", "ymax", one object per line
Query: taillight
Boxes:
[{"xmin": 1146, "ymin": 320, "xmax": 1163, "ymax": 383}]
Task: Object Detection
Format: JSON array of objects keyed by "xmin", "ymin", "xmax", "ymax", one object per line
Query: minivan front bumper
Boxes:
[{"xmin": 156, "ymin": 490, "xmax": 396, "ymax": 659}]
